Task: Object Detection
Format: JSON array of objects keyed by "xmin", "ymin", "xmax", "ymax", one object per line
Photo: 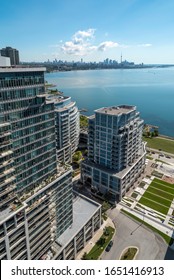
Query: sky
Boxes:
[{"xmin": 0, "ymin": 0, "xmax": 174, "ymax": 64}]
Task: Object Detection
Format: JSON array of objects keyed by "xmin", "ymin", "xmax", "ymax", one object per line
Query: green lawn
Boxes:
[
  {"xmin": 147, "ymin": 186, "xmax": 174, "ymax": 200},
  {"xmin": 154, "ymin": 178, "xmax": 174, "ymax": 188},
  {"xmin": 138, "ymin": 178, "xmax": 174, "ymax": 215},
  {"xmin": 120, "ymin": 247, "xmax": 138, "ymax": 260},
  {"xmin": 85, "ymin": 226, "xmax": 115, "ymax": 260},
  {"xmin": 138, "ymin": 197, "xmax": 169, "ymax": 215},
  {"xmin": 143, "ymin": 136, "xmax": 174, "ymax": 154},
  {"xmin": 140, "ymin": 191, "xmax": 171, "ymax": 207},
  {"xmin": 152, "ymin": 180, "xmax": 174, "ymax": 194}
]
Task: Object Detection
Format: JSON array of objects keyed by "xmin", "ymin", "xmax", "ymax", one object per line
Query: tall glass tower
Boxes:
[
  {"xmin": 0, "ymin": 68, "xmax": 73, "ymax": 260},
  {"xmin": 47, "ymin": 95, "xmax": 79, "ymax": 164},
  {"xmin": 81, "ymin": 105, "xmax": 146, "ymax": 202}
]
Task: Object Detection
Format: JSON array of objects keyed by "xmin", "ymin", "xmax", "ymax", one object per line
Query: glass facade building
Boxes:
[
  {"xmin": 0, "ymin": 67, "xmax": 73, "ymax": 259},
  {"xmin": 81, "ymin": 105, "xmax": 146, "ymax": 202},
  {"xmin": 47, "ymin": 95, "xmax": 79, "ymax": 164}
]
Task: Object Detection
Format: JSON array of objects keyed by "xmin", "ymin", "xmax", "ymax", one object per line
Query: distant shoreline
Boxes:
[{"xmin": 46, "ymin": 64, "xmax": 174, "ymax": 73}]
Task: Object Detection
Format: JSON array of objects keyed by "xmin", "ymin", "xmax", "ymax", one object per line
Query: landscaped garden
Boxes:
[
  {"xmin": 82, "ymin": 226, "xmax": 115, "ymax": 260},
  {"xmin": 138, "ymin": 178, "xmax": 174, "ymax": 215},
  {"xmin": 120, "ymin": 247, "xmax": 138, "ymax": 260}
]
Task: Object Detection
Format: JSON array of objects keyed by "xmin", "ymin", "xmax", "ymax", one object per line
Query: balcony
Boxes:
[
  {"xmin": 21, "ymin": 165, "xmax": 72, "ymax": 203},
  {"xmin": 0, "ymin": 176, "xmax": 15, "ymax": 188},
  {"xmin": 26, "ymin": 196, "xmax": 49, "ymax": 215},
  {"xmin": 1, "ymin": 159, "xmax": 14, "ymax": 167},
  {"xmin": 0, "ymin": 150, "xmax": 13, "ymax": 159},
  {"xmin": 29, "ymin": 220, "xmax": 51, "ymax": 242},
  {"xmin": 31, "ymin": 229, "xmax": 50, "ymax": 257},
  {"xmin": 28, "ymin": 213, "xmax": 49, "ymax": 233},
  {"xmin": 0, "ymin": 184, "xmax": 15, "ymax": 198}
]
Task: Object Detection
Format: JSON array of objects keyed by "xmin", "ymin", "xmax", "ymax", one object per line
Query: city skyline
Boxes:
[{"xmin": 1, "ymin": 0, "xmax": 174, "ymax": 64}]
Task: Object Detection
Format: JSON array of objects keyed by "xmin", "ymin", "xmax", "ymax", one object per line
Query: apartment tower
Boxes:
[
  {"xmin": 0, "ymin": 67, "xmax": 73, "ymax": 259},
  {"xmin": 47, "ymin": 95, "xmax": 79, "ymax": 164},
  {"xmin": 0, "ymin": 47, "xmax": 20, "ymax": 65},
  {"xmin": 81, "ymin": 105, "xmax": 146, "ymax": 202}
]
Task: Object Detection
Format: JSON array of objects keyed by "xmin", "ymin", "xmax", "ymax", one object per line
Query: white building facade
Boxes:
[{"xmin": 47, "ymin": 95, "xmax": 79, "ymax": 164}]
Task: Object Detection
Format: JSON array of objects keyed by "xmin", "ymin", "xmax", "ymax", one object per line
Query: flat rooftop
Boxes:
[
  {"xmin": 0, "ymin": 67, "xmax": 46, "ymax": 73},
  {"xmin": 95, "ymin": 105, "xmax": 136, "ymax": 115},
  {"xmin": 55, "ymin": 192, "xmax": 101, "ymax": 249}
]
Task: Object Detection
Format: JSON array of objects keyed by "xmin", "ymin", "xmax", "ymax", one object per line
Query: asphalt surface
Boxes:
[{"xmin": 102, "ymin": 208, "xmax": 174, "ymax": 260}]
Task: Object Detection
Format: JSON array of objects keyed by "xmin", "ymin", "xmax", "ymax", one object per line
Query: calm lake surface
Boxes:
[{"xmin": 45, "ymin": 68, "xmax": 174, "ymax": 137}]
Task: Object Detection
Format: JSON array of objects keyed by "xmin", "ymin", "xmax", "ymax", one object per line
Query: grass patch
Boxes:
[
  {"xmin": 141, "ymin": 191, "xmax": 171, "ymax": 207},
  {"xmin": 102, "ymin": 212, "xmax": 108, "ymax": 221},
  {"xmin": 138, "ymin": 178, "xmax": 174, "ymax": 215},
  {"xmin": 147, "ymin": 186, "xmax": 174, "ymax": 200},
  {"xmin": 120, "ymin": 247, "xmax": 138, "ymax": 260},
  {"xmin": 146, "ymin": 155, "xmax": 153, "ymax": 160},
  {"xmin": 138, "ymin": 197, "xmax": 168, "ymax": 215},
  {"xmin": 151, "ymin": 180, "xmax": 174, "ymax": 194},
  {"xmin": 143, "ymin": 136, "xmax": 174, "ymax": 154},
  {"xmin": 84, "ymin": 226, "xmax": 115, "ymax": 260},
  {"xmin": 121, "ymin": 209, "xmax": 174, "ymax": 245},
  {"xmin": 153, "ymin": 178, "xmax": 174, "ymax": 188}
]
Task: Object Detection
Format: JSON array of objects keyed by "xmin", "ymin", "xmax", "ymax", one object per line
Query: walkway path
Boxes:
[{"xmin": 76, "ymin": 218, "xmax": 115, "ymax": 260}]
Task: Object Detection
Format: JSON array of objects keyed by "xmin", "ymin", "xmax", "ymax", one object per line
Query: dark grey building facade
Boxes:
[{"xmin": 0, "ymin": 47, "xmax": 20, "ymax": 65}]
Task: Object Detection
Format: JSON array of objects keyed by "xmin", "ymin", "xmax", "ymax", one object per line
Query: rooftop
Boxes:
[
  {"xmin": 46, "ymin": 95, "xmax": 76, "ymax": 112},
  {"xmin": 0, "ymin": 67, "xmax": 46, "ymax": 73},
  {"xmin": 95, "ymin": 105, "xmax": 136, "ymax": 115},
  {"xmin": 55, "ymin": 192, "xmax": 101, "ymax": 250}
]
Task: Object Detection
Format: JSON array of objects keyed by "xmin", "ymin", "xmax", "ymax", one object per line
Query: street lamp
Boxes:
[{"xmin": 130, "ymin": 211, "xmax": 145, "ymax": 235}]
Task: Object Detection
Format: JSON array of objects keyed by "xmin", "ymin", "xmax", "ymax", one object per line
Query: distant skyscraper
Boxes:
[
  {"xmin": 81, "ymin": 105, "xmax": 146, "ymax": 202},
  {"xmin": 0, "ymin": 47, "xmax": 20, "ymax": 65}
]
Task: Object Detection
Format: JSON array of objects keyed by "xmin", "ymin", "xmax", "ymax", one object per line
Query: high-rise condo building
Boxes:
[
  {"xmin": 0, "ymin": 67, "xmax": 73, "ymax": 259},
  {"xmin": 0, "ymin": 67, "xmax": 101, "ymax": 260},
  {"xmin": 47, "ymin": 95, "xmax": 79, "ymax": 164},
  {"xmin": 0, "ymin": 47, "xmax": 20, "ymax": 65},
  {"xmin": 81, "ymin": 105, "xmax": 146, "ymax": 202}
]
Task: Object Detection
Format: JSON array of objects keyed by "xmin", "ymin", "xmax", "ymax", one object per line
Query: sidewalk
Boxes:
[{"xmin": 76, "ymin": 217, "xmax": 115, "ymax": 260}]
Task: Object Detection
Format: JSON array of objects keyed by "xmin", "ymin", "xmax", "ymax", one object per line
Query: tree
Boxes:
[
  {"xmin": 73, "ymin": 151, "xmax": 83, "ymax": 163},
  {"xmin": 97, "ymin": 237, "xmax": 106, "ymax": 246},
  {"xmin": 81, "ymin": 252, "xmax": 89, "ymax": 260},
  {"xmin": 154, "ymin": 129, "xmax": 159, "ymax": 136}
]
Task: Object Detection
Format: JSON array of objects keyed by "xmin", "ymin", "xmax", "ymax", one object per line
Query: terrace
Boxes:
[{"xmin": 20, "ymin": 164, "xmax": 72, "ymax": 203}]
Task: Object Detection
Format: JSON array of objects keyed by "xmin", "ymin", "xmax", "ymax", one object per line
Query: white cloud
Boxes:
[
  {"xmin": 61, "ymin": 28, "xmax": 96, "ymax": 55},
  {"xmin": 97, "ymin": 41, "xmax": 119, "ymax": 51},
  {"xmin": 61, "ymin": 29, "xmax": 119, "ymax": 56},
  {"xmin": 72, "ymin": 28, "xmax": 95, "ymax": 44},
  {"xmin": 61, "ymin": 41, "xmax": 88, "ymax": 55},
  {"xmin": 58, "ymin": 29, "xmax": 152, "ymax": 56}
]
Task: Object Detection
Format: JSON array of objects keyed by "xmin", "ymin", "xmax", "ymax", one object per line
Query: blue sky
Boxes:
[{"xmin": 0, "ymin": 0, "xmax": 174, "ymax": 63}]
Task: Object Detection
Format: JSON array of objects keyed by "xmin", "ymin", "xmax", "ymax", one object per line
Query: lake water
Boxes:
[{"xmin": 45, "ymin": 68, "xmax": 174, "ymax": 137}]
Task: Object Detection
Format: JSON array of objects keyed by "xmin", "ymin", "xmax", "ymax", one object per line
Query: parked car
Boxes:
[{"xmin": 105, "ymin": 240, "xmax": 113, "ymax": 252}]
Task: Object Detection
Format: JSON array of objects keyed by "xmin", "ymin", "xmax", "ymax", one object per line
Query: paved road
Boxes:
[{"xmin": 102, "ymin": 208, "xmax": 174, "ymax": 260}]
